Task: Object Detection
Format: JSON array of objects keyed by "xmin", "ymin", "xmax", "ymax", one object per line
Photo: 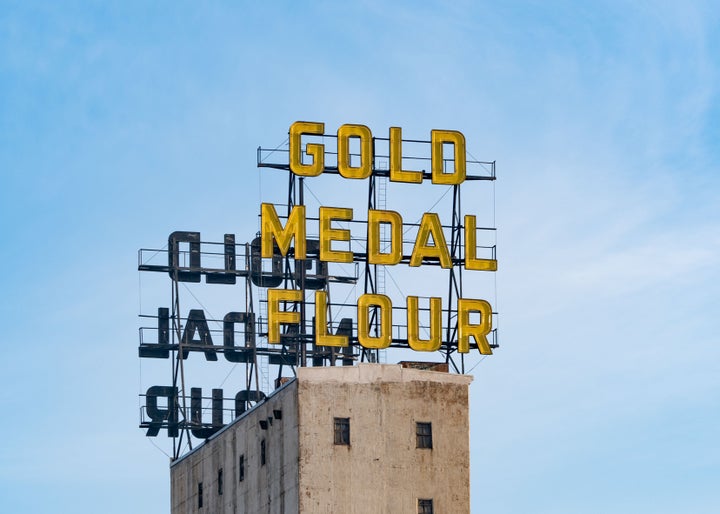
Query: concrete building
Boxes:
[{"xmin": 170, "ymin": 364, "xmax": 473, "ymax": 514}]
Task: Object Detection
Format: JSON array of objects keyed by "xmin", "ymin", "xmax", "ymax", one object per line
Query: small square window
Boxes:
[
  {"xmin": 197, "ymin": 482, "xmax": 203, "ymax": 508},
  {"xmin": 217, "ymin": 468, "xmax": 223, "ymax": 495},
  {"xmin": 416, "ymin": 422, "xmax": 432, "ymax": 449},
  {"xmin": 418, "ymin": 498, "xmax": 434, "ymax": 514},
  {"xmin": 239, "ymin": 454, "xmax": 245, "ymax": 482},
  {"xmin": 334, "ymin": 417, "xmax": 350, "ymax": 445},
  {"xmin": 261, "ymin": 439, "xmax": 266, "ymax": 466}
]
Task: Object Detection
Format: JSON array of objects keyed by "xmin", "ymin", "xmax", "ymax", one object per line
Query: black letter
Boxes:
[
  {"xmin": 190, "ymin": 388, "xmax": 224, "ymax": 439},
  {"xmin": 181, "ymin": 309, "xmax": 218, "ymax": 361},
  {"xmin": 144, "ymin": 385, "xmax": 178, "ymax": 437},
  {"xmin": 168, "ymin": 231, "xmax": 201, "ymax": 282},
  {"xmin": 139, "ymin": 307, "xmax": 170, "ymax": 359},
  {"xmin": 206, "ymin": 234, "xmax": 237, "ymax": 284},
  {"xmin": 250, "ymin": 236, "xmax": 283, "ymax": 287},
  {"xmin": 223, "ymin": 312, "xmax": 255, "ymax": 363},
  {"xmin": 235, "ymin": 390, "xmax": 266, "ymax": 417},
  {"xmin": 294, "ymin": 239, "xmax": 328, "ymax": 290}
]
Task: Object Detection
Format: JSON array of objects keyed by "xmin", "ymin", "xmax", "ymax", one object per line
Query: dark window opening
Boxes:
[
  {"xmin": 261, "ymin": 439, "xmax": 266, "ymax": 466},
  {"xmin": 239, "ymin": 454, "xmax": 245, "ymax": 482},
  {"xmin": 418, "ymin": 498, "xmax": 434, "ymax": 514},
  {"xmin": 217, "ymin": 468, "xmax": 223, "ymax": 495},
  {"xmin": 334, "ymin": 417, "xmax": 350, "ymax": 445},
  {"xmin": 198, "ymin": 482, "xmax": 203, "ymax": 508},
  {"xmin": 416, "ymin": 422, "xmax": 433, "ymax": 449}
]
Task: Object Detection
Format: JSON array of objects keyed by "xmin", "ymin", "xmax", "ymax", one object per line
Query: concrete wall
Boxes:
[
  {"xmin": 170, "ymin": 364, "xmax": 473, "ymax": 513},
  {"xmin": 170, "ymin": 380, "xmax": 300, "ymax": 514},
  {"xmin": 296, "ymin": 364, "xmax": 473, "ymax": 514}
]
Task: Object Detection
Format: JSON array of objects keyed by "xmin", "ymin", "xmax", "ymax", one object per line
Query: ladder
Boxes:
[
  {"xmin": 377, "ymin": 172, "xmax": 388, "ymax": 364},
  {"xmin": 257, "ymin": 287, "xmax": 270, "ymax": 392}
]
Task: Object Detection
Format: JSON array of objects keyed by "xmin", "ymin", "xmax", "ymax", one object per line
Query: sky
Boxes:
[{"xmin": 1, "ymin": 1, "xmax": 719, "ymax": 513}]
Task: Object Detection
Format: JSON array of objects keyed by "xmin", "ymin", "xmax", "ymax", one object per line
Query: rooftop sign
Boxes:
[{"xmin": 138, "ymin": 122, "xmax": 498, "ymax": 451}]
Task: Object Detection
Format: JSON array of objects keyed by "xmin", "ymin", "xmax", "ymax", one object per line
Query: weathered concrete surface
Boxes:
[
  {"xmin": 170, "ymin": 381, "xmax": 300, "ymax": 514},
  {"xmin": 170, "ymin": 364, "xmax": 472, "ymax": 513},
  {"xmin": 297, "ymin": 364, "xmax": 472, "ymax": 514}
]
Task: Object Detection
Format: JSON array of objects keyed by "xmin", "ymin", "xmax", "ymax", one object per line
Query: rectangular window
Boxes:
[
  {"xmin": 334, "ymin": 417, "xmax": 350, "ymax": 445},
  {"xmin": 418, "ymin": 498, "xmax": 434, "ymax": 514},
  {"xmin": 239, "ymin": 454, "xmax": 245, "ymax": 482},
  {"xmin": 217, "ymin": 468, "xmax": 223, "ymax": 495},
  {"xmin": 261, "ymin": 439, "xmax": 266, "ymax": 466},
  {"xmin": 416, "ymin": 422, "xmax": 433, "ymax": 449},
  {"xmin": 198, "ymin": 482, "xmax": 203, "ymax": 509}
]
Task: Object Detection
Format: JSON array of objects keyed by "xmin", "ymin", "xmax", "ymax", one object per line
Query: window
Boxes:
[
  {"xmin": 416, "ymin": 422, "xmax": 433, "ymax": 449},
  {"xmin": 217, "ymin": 468, "xmax": 223, "ymax": 495},
  {"xmin": 334, "ymin": 417, "xmax": 350, "ymax": 445},
  {"xmin": 239, "ymin": 454, "xmax": 245, "ymax": 482},
  {"xmin": 418, "ymin": 498, "xmax": 434, "ymax": 514},
  {"xmin": 197, "ymin": 482, "xmax": 203, "ymax": 508},
  {"xmin": 260, "ymin": 439, "xmax": 266, "ymax": 466}
]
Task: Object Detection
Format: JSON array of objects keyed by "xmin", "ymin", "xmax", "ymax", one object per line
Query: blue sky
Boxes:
[{"xmin": 1, "ymin": 1, "xmax": 719, "ymax": 512}]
